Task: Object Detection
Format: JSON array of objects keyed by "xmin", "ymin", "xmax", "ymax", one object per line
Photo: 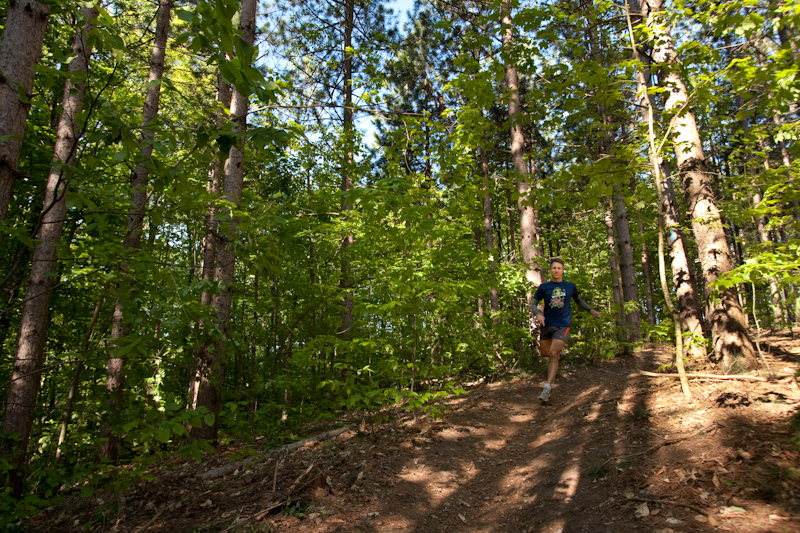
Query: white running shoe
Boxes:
[{"xmin": 538, "ymin": 384, "xmax": 551, "ymax": 405}]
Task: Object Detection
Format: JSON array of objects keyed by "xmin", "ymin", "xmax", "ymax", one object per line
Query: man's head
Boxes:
[{"xmin": 549, "ymin": 257, "xmax": 564, "ymax": 281}]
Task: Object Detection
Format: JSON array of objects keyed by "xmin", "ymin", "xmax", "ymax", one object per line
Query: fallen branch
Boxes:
[
  {"xmin": 638, "ymin": 370, "xmax": 779, "ymax": 382},
  {"xmin": 199, "ymin": 425, "xmax": 352, "ymax": 481}
]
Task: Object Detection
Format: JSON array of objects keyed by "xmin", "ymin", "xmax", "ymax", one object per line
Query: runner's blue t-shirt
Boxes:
[{"xmin": 533, "ymin": 281, "xmax": 580, "ymax": 328}]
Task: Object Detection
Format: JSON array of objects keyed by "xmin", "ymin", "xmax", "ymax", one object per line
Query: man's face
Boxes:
[{"xmin": 550, "ymin": 262, "xmax": 564, "ymax": 281}]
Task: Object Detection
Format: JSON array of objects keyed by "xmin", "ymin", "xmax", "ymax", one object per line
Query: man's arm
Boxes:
[
  {"xmin": 531, "ymin": 297, "xmax": 546, "ymax": 325},
  {"xmin": 574, "ymin": 295, "xmax": 601, "ymax": 319}
]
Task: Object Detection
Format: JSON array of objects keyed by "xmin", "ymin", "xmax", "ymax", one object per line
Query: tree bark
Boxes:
[
  {"xmin": 191, "ymin": 0, "xmax": 256, "ymax": 441},
  {"xmin": 480, "ymin": 147, "xmax": 500, "ymax": 322},
  {"xmin": 1, "ymin": 5, "xmax": 98, "ymax": 494},
  {"xmin": 0, "ymin": 0, "xmax": 51, "ymax": 223},
  {"xmin": 100, "ymin": 0, "xmax": 172, "ymax": 462},
  {"xmin": 502, "ymin": 2, "xmax": 543, "ymax": 335},
  {"xmin": 645, "ymin": 0, "xmax": 757, "ymax": 370},
  {"xmin": 188, "ymin": 75, "xmax": 231, "ymax": 410},
  {"xmin": 338, "ymin": 0, "xmax": 355, "ymax": 341}
]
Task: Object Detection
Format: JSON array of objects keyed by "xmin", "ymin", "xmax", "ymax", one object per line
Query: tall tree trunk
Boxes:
[
  {"xmin": 613, "ymin": 187, "xmax": 642, "ymax": 341},
  {"xmin": 188, "ymin": 75, "xmax": 231, "ymax": 410},
  {"xmin": 338, "ymin": 0, "xmax": 355, "ymax": 341},
  {"xmin": 645, "ymin": 0, "xmax": 757, "ymax": 370},
  {"xmin": 0, "ymin": 5, "xmax": 98, "ymax": 494},
  {"xmin": 0, "ymin": 0, "xmax": 51, "ymax": 223},
  {"xmin": 502, "ymin": 2, "xmax": 543, "ymax": 335},
  {"xmin": 191, "ymin": 0, "xmax": 256, "ymax": 440},
  {"xmin": 626, "ymin": 0, "xmax": 708, "ymax": 363},
  {"xmin": 605, "ymin": 208, "xmax": 626, "ymax": 342},
  {"xmin": 100, "ymin": 0, "xmax": 172, "ymax": 462}
]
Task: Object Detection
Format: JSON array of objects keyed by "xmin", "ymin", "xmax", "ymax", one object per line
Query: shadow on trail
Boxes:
[{"xmin": 348, "ymin": 355, "xmax": 668, "ymax": 532}]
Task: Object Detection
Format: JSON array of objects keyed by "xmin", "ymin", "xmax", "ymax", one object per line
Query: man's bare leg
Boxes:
[{"xmin": 546, "ymin": 339, "xmax": 565, "ymax": 385}]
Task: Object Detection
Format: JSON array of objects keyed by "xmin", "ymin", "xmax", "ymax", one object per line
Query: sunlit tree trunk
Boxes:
[
  {"xmin": 100, "ymin": 0, "xmax": 172, "ymax": 462},
  {"xmin": 0, "ymin": 0, "xmax": 50, "ymax": 223},
  {"xmin": 1, "ymin": 6, "xmax": 98, "ymax": 494},
  {"xmin": 192, "ymin": 0, "xmax": 256, "ymax": 440},
  {"xmin": 502, "ymin": 2, "xmax": 543, "ymax": 330},
  {"xmin": 645, "ymin": 0, "xmax": 757, "ymax": 369}
]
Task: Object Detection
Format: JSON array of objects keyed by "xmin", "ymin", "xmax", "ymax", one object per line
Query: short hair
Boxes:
[{"xmin": 549, "ymin": 257, "xmax": 564, "ymax": 267}]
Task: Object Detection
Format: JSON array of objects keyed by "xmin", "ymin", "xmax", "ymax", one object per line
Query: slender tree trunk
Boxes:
[
  {"xmin": 188, "ymin": 75, "xmax": 231, "ymax": 410},
  {"xmin": 605, "ymin": 208, "xmax": 627, "ymax": 344},
  {"xmin": 635, "ymin": 209, "xmax": 656, "ymax": 324},
  {"xmin": 100, "ymin": 0, "xmax": 171, "ymax": 462},
  {"xmin": 56, "ymin": 291, "xmax": 105, "ymax": 461},
  {"xmin": 191, "ymin": 0, "xmax": 256, "ymax": 440},
  {"xmin": 645, "ymin": 0, "xmax": 757, "ymax": 370},
  {"xmin": 502, "ymin": 2, "xmax": 543, "ymax": 337},
  {"xmin": 338, "ymin": 0, "xmax": 355, "ymax": 341},
  {"xmin": 480, "ymin": 147, "xmax": 500, "ymax": 322},
  {"xmin": 0, "ymin": 0, "xmax": 51, "ymax": 223},
  {"xmin": 613, "ymin": 188, "xmax": 642, "ymax": 341},
  {"xmin": 1, "ymin": 6, "xmax": 98, "ymax": 494}
]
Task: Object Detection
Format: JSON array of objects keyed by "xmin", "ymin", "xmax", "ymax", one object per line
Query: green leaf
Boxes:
[
  {"xmin": 203, "ymin": 413, "xmax": 215, "ymax": 427},
  {"xmin": 154, "ymin": 426, "xmax": 170, "ymax": 443}
]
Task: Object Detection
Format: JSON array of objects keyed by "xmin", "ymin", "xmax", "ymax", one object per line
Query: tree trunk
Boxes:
[
  {"xmin": 338, "ymin": 0, "xmax": 355, "ymax": 341},
  {"xmin": 1, "ymin": 5, "xmax": 98, "ymax": 494},
  {"xmin": 635, "ymin": 209, "xmax": 656, "ymax": 324},
  {"xmin": 191, "ymin": 0, "xmax": 256, "ymax": 441},
  {"xmin": 613, "ymin": 187, "xmax": 642, "ymax": 341},
  {"xmin": 100, "ymin": 0, "xmax": 172, "ymax": 462},
  {"xmin": 188, "ymin": 75, "xmax": 231, "ymax": 410},
  {"xmin": 626, "ymin": 0, "xmax": 708, "ymax": 363},
  {"xmin": 605, "ymin": 208, "xmax": 626, "ymax": 342},
  {"xmin": 480, "ymin": 147, "xmax": 500, "ymax": 322},
  {"xmin": 502, "ymin": 2, "xmax": 543, "ymax": 335},
  {"xmin": 0, "ymin": 0, "xmax": 51, "ymax": 223},
  {"xmin": 645, "ymin": 0, "xmax": 757, "ymax": 370}
]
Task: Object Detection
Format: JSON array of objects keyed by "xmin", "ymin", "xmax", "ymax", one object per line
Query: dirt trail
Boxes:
[{"xmin": 32, "ymin": 332, "xmax": 800, "ymax": 532}]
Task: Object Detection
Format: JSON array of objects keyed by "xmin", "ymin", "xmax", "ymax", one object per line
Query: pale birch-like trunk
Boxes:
[
  {"xmin": 645, "ymin": 0, "xmax": 757, "ymax": 370},
  {"xmin": 191, "ymin": 0, "xmax": 256, "ymax": 440},
  {"xmin": 0, "ymin": 0, "xmax": 51, "ymax": 222},
  {"xmin": 1, "ymin": 6, "xmax": 97, "ymax": 493},
  {"xmin": 100, "ymin": 0, "xmax": 172, "ymax": 461}
]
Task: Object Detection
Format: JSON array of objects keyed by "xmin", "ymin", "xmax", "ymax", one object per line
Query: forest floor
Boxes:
[{"xmin": 29, "ymin": 328, "xmax": 800, "ymax": 532}]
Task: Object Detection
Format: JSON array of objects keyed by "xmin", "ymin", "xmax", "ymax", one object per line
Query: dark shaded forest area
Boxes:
[{"xmin": 0, "ymin": 0, "xmax": 799, "ymax": 527}]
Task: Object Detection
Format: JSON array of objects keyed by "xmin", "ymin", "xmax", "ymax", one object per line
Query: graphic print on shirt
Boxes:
[{"xmin": 550, "ymin": 287, "xmax": 567, "ymax": 309}]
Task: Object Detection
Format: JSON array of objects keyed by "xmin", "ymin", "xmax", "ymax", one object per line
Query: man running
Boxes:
[{"xmin": 532, "ymin": 257, "xmax": 601, "ymax": 405}]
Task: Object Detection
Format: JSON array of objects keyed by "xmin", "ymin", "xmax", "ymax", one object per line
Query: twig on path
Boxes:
[
  {"xmin": 628, "ymin": 495, "xmax": 710, "ymax": 516},
  {"xmin": 638, "ymin": 370, "xmax": 792, "ymax": 382},
  {"xmin": 136, "ymin": 504, "xmax": 168, "ymax": 532},
  {"xmin": 600, "ymin": 422, "xmax": 717, "ymax": 469}
]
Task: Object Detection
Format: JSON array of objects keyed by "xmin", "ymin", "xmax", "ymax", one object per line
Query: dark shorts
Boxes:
[{"xmin": 540, "ymin": 326, "xmax": 569, "ymax": 342}]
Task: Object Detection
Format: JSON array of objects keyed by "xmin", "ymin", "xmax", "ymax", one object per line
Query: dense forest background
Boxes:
[{"xmin": 0, "ymin": 0, "xmax": 798, "ymax": 516}]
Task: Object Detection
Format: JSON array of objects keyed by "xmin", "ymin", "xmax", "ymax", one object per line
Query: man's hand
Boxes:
[
  {"xmin": 590, "ymin": 309, "xmax": 601, "ymax": 319},
  {"xmin": 535, "ymin": 314, "xmax": 546, "ymax": 326}
]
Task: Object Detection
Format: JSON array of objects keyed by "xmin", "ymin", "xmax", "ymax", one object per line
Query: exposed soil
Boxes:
[{"xmin": 29, "ymin": 329, "xmax": 800, "ymax": 532}]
